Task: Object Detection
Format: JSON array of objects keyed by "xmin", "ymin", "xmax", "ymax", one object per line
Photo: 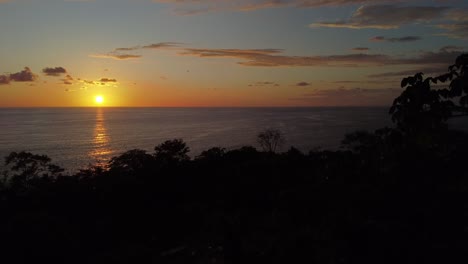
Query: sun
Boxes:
[{"xmin": 95, "ymin": 95, "xmax": 104, "ymax": 104}]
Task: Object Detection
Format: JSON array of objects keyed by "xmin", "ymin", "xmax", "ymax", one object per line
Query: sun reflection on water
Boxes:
[{"xmin": 89, "ymin": 108, "xmax": 113, "ymax": 167}]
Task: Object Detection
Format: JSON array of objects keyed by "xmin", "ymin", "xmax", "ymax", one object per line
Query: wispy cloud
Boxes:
[
  {"xmin": 90, "ymin": 53, "xmax": 142, "ymax": 60},
  {"xmin": 310, "ymin": 5, "xmax": 449, "ymax": 29},
  {"xmin": 179, "ymin": 48, "xmax": 392, "ymax": 67},
  {"xmin": 437, "ymin": 9, "xmax": 468, "ymax": 39},
  {"xmin": 248, "ymin": 81, "xmax": 280, "ymax": 87},
  {"xmin": 370, "ymin": 36, "xmax": 422, "ymax": 42},
  {"xmin": 291, "ymin": 87, "xmax": 401, "ymax": 106},
  {"xmin": 92, "ymin": 42, "xmax": 181, "ymax": 60},
  {"xmin": 142, "ymin": 42, "xmax": 181, "ymax": 49},
  {"xmin": 153, "ymin": 0, "xmax": 406, "ymax": 15}
]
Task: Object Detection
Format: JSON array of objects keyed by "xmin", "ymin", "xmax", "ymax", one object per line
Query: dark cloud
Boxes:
[
  {"xmin": 352, "ymin": 47, "xmax": 369, "ymax": 51},
  {"xmin": 296, "ymin": 82, "xmax": 311, "ymax": 86},
  {"xmin": 311, "ymin": 5, "xmax": 449, "ymax": 29},
  {"xmin": 100, "ymin": 78, "xmax": 117, "ymax": 82},
  {"xmin": 1, "ymin": 67, "xmax": 38, "ymax": 84},
  {"xmin": 370, "ymin": 36, "xmax": 422, "ymax": 42},
  {"xmin": 0, "ymin": 75, "xmax": 10, "ymax": 85},
  {"xmin": 62, "ymin": 75, "xmax": 74, "ymax": 85},
  {"xmin": 142, "ymin": 42, "xmax": 181, "ymax": 49},
  {"xmin": 370, "ymin": 36, "xmax": 385, "ymax": 42},
  {"xmin": 9, "ymin": 67, "xmax": 37, "ymax": 82},
  {"xmin": 42, "ymin": 67, "xmax": 67, "ymax": 76},
  {"xmin": 388, "ymin": 36, "xmax": 422, "ymax": 42},
  {"xmin": 248, "ymin": 81, "xmax": 279, "ymax": 87}
]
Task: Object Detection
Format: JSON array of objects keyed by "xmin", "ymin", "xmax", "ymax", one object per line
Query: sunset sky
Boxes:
[{"xmin": 0, "ymin": 0, "xmax": 467, "ymax": 107}]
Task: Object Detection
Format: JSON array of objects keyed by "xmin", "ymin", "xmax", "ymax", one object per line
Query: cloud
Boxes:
[
  {"xmin": 352, "ymin": 47, "xmax": 369, "ymax": 51},
  {"xmin": 438, "ymin": 45, "xmax": 465, "ymax": 52},
  {"xmin": 62, "ymin": 74, "xmax": 74, "ymax": 85},
  {"xmin": 291, "ymin": 87, "xmax": 401, "ymax": 106},
  {"xmin": 398, "ymin": 49, "xmax": 466, "ymax": 65},
  {"xmin": 115, "ymin": 46, "xmax": 140, "ymax": 51},
  {"xmin": 100, "ymin": 78, "xmax": 117, "ymax": 82},
  {"xmin": 142, "ymin": 42, "xmax": 181, "ymax": 49},
  {"xmin": 1, "ymin": 67, "xmax": 38, "ymax": 84},
  {"xmin": 437, "ymin": 21, "xmax": 468, "ymax": 39},
  {"xmin": 9, "ymin": 67, "xmax": 37, "ymax": 82},
  {"xmin": 370, "ymin": 36, "xmax": 386, "ymax": 41},
  {"xmin": 179, "ymin": 48, "xmax": 393, "ymax": 67},
  {"xmin": 311, "ymin": 5, "xmax": 449, "ymax": 29},
  {"xmin": 94, "ymin": 42, "xmax": 180, "ymax": 60},
  {"xmin": 0, "ymin": 75, "xmax": 10, "ymax": 85},
  {"xmin": 296, "ymin": 81, "xmax": 311, "ymax": 86},
  {"xmin": 370, "ymin": 36, "xmax": 422, "ymax": 42},
  {"xmin": 367, "ymin": 67, "xmax": 449, "ymax": 79},
  {"xmin": 367, "ymin": 47, "xmax": 467, "ymax": 79},
  {"xmin": 90, "ymin": 53, "xmax": 142, "ymax": 60},
  {"xmin": 153, "ymin": 0, "xmax": 406, "ymax": 14},
  {"xmin": 248, "ymin": 81, "xmax": 279, "ymax": 87},
  {"xmin": 177, "ymin": 46, "xmax": 467, "ymax": 68},
  {"xmin": 113, "ymin": 42, "xmax": 180, "ymax": 51},
  {"xmin": 42, "ymin": 67, "xmax": 67, "ymax": 76}
]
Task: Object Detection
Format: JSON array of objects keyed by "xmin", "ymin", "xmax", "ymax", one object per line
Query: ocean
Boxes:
[{"xmin": 1, "ymin": 107, "xmax": 396, "ymax": 172}]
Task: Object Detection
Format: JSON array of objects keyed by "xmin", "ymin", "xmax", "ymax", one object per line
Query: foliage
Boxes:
[{"xmin": 390, "ymin": 54, "xmax": 468, "ymax": 134}]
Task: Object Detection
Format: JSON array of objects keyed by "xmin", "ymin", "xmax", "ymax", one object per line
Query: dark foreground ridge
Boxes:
[{"xmin": 0, "ymin": 55, "xmax": 468, "ymax": 264}]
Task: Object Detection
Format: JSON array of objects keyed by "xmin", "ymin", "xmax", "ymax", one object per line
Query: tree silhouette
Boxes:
[
  {"xmin": 3, "ymin": 151, "xmax": 64, "ymax": 188},
  {"xmin": 196, "ymin": 147, "xmax": 226, "ymax": 161},
  {"xmin": 108, "ymin": 149, "xmax": 154, "ymax": 175},
  {"xmin": 257, "ymin": 128, "xmax": 285, "ymax": 153},
  {"xmin": 154, "ymin": 138, "xmax": 190, "ymax": 163}
]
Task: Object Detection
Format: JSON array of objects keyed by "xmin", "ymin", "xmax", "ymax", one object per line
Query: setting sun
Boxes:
[{"xmin": 95, "ymin": 95, "xmax": 104, "ymax": 104}]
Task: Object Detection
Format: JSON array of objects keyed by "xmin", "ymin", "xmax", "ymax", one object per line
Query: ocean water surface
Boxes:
[{"xmin": 1, "ymin": 107, "xmax": 394, "ymax": 172}]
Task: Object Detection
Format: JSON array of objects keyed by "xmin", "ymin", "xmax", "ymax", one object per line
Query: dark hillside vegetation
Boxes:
[{"xmin": 0, "ymin": 54, "xmax": 468, "ymax": 264}]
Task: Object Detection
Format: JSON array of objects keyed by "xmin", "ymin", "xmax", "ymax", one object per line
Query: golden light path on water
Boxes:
[{"xmin": 89, "ymin": 108, "xmax": 113, "ymax": 167}]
